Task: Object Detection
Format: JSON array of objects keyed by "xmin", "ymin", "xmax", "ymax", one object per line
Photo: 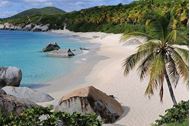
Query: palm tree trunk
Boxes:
[{"xmin": 164, "ymin": 69, "xmax": 177, "ymax": 105}]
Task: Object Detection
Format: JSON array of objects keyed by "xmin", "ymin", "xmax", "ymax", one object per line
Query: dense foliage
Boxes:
[
  {"xmin": 0, "ymin": 107, "xmax": 102, "ymax": 126},
  {"xmin": 0, "ymin": 0, "xmax": 188, "ymax": 33},
  {"xmin": 164, "ymin": 119, "xmax": 188, "ymax": 126},
  {"xmin": 154, "ymin": 101, "xmax": 189, "ymax": 126}
]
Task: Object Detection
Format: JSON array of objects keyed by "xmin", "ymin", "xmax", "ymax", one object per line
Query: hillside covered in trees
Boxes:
[{"xmin": 0, "ymin": 0, "xmax": 188, "ymax": 33}]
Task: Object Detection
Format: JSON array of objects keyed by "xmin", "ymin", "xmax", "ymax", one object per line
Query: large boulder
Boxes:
[
  {"xmin": 0, "ymin": 24, "xmax": 4, "ymax": 29},
  {"xmin": 42, "ymin": 42, "xmax": 60, "ymax": 52},
  {"xmin": 0, "ymin": 67, "xmax": 22, "ymax": 87},
  {"xmin": 67, "ymin": 49, "xmax": 75, "ymax": 57},
  {"xmin": 23, "ymin": 24, "xmax": 34, "ymax": 31},
  {"xmin": 55, "ymin": 86, "xmax": 124, "ymax": 123},
  {"xmin": 45, "ymin": 49, "xmax": 76, "ymax": 58},
  {"xmin": 2, "ymin": 86, "xmax": 54, "ymax": 103},
  {"xmin": 4, "ymin": 23, "xmax": 13, "ymax": 29},
  {"xmin": 32, "ymin": 24, "xmax": 49, "ymax": 32},
  {"xmin": 0, "ymin": 93, "xmax": 37, "ymax": 116}
]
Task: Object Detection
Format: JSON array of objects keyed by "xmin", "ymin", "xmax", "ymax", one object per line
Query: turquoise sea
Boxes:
[{"xmin": 0, "ymin": 30, "xmax": 91, "ymax": 86}]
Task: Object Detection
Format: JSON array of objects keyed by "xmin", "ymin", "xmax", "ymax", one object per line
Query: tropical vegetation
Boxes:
[
  {"xmin": 122, "ymin": 11, "xmax": 188, "ymax": 105},
  {"xmin": 0, "ymin": 0, "xmax": 188, "ymax": 33},
  {"xmin": 154, "ymin": 100, "xmax": 189, "ymax": 126},
  {"xmin": 0, "ymin": 107, "xmax": 101, "ymax": 126}
]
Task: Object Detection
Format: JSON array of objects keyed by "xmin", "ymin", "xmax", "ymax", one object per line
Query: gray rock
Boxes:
[
  {"xmin": 43, "ymin": 42, "xmax": 60, "ymax": 52},
  {"xmin": 55, "ymin": 86, "xmax": 124, "ymax": 123},
  {"xmin": 0, "ymin": 93, "xmax": 37, "ymax": 116},
  {"xmin": 39, "ymin": 114, "xmax": 50, "ymax": 121},
  {"xmin": 0, "ymin": 89, "xmax": 6, "ymax": 94},
  {"xmin": 32, "ymin": 24, "xmax": 49, "ymax": 32},
  {"xmin": 0, "ymin": 24, "xmax": 4, "ymax": 29},
  {"xmin": 2, "ymin": 86, "xmax": 54, "ymax": 103},
  {"xmin": 0, "ymin": 67, "xmax": 22, "ymax": 87},
  {"xmin": 67, "ymin": 49, "xmax": 75, "ymax": 57},
  {"xmin": 79, "ymin": 47, "xmax": 89, "ymax": 50},
  {"xmin": 3, "ymin": 23, "xmax": 13, "ymax": 29},
  {"xmin": 14, "ymin": 25, "xmax": 22, "ymax": 30},
  {"xmin": 45, "ymin": 49, "xmax": 76, "ymax": 58},
  {"xmin": 23, "ymin": 24, "xmax": 34, "ymax": 31}
]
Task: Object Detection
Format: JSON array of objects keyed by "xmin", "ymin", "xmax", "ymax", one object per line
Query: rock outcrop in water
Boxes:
[
  {"xmin": 67, "ymin": 49, "xmax": 75, "ymax": 57},
  {"xmin": 0, "ymin": 67, "xmax": 22, "ymax": 88},
  {"xmin": 42, "ymin": 42, "xmax": 60, "ymax": 52},
  {"xmin": 2, "ymin": 86, "xmax": 54, "ymax": 103},
  {"xmin": 55, "ymin": 86, "xmax": 124, "ymax": 123}
]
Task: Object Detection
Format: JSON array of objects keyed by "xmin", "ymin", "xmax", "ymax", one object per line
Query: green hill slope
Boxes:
[
  {"xmin": 1, "ymin": 7, "xmax": 65, "ymax": 25},
  {"xmin": 11, "ymin": 7, "xmax": 65, "ymax": 18},
  {"xmin": 1, "ymin": 0, "xmax": 188, "ymax": 33}
]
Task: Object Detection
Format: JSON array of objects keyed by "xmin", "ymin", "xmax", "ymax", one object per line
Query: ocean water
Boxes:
[{"xmin": 0, "ymin": 30, "xmax": 91, "ymax": 86}]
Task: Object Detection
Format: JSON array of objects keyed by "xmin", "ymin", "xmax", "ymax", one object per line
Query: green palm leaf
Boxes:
[
  {"xmin": 121, "ymin": 32, "xmax": 153, "ymax": 41},
  {"xmin": 122, "ymin": 11, "xmax": 188, "ymax": 104},
  {"xmin": 138, "ymin": 53, "xmax": 154, "ymax": 80},
  {"xmin": 123, "ymin": 40, "xmax": 159, "ymax": 75},
  {"xmin": 166, "ymin": 55, "xmax": 180, "ymax": 87},
  {"xmin": 145, "ymin": 54, "xmax": 165, "ymax": 101},
  {"xmin": 173, "ymin": 46, "xmax": 189, "ymax": 65},
  {"xmin": 171, "ymin": 49, "xmax": 189, "ymax": 82}
]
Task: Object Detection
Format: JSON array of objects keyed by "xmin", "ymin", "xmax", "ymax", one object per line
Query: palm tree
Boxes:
[{"xmin": 122, "ymin": 12, "xmax": 188, "ymax": 105}]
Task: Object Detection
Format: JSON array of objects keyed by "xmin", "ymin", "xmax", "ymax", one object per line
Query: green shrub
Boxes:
[
  {"xmin": 165, "ymin": 118, "xmax": 188, "ymax": 126},
  {"xmin": 0, "ymin": 107, "xmax": 102, "ymax": 126},
  {"xmin": 154, "ymin": 101, "xmax": 189, "ymax": 126}
]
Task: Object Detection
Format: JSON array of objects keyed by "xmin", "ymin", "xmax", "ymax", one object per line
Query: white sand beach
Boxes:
[{"xmin": 39, "ymin": 29, "xmax": 189, "ymax": 126}]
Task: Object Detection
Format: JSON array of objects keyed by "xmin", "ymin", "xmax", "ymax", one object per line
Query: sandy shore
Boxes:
[{"xmin": 38, "ymin": 29, "xmax": 189, "ymax": 126}]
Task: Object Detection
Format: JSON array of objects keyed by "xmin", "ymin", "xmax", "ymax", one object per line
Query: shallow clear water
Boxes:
[{"xmin": 0, "ymin": 30, "xmax": 90, "ymax": 86}]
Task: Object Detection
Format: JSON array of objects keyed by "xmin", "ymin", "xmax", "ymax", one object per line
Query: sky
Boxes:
[{"xmin": 0, "ymin": 0, "xmax": 133, "ymax": 18}]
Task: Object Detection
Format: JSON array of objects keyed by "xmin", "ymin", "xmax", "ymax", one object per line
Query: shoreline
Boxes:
[{"xmin": 37, "ymin": 30, "xmax": 188, "ymax": 126}]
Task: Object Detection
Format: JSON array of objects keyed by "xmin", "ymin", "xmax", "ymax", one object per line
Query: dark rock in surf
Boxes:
[
  {"xmin": 42, "ymin": 42, "xmax": 60, "ymax": 52},
  {"xmin": 67, "ymin": 49, "xmax": 75, "ymax": 57}
]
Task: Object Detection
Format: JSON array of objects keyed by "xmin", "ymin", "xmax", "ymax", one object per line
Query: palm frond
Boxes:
[
  {"xmin": 173, "ymin": 46, "xmax": 189, "ymax": 65},
  {"xmin": 176, "ymin": 33, "xmax": 189, "ymax": 45},
  {"xmin": 166, "ymin": 55, "xmax": 180, "ymax": 87},
  {"xmin": 167, "ymin": 30, "xmax": 188, "ymax": 45},
  {"xmin": 145, "ymin": 54, "xmax": 165, "ymax": 101},
  {"xmin": 159, "ymin": 84, "xmax": 164, "ymax": 102},
  {"xmin": 171, "ymin": 49, "xmax": 189, "ymax": 82},
  {"xmin": 137, "ymin": 40, "xmax": 161, "ymax": 52},
  {"xmin": 138, "ymin": 53, "xmax": 154, "ymax": 80},
  {"xmin": 123, "ymin": 40, "xmax": 159, "ymax": 75},
  {"xmin": 147, "ymin": 13, "xmax": 170, "ymax": 42},
  {"xmin": 121, "ymin": 32, "xmax": 153, "ymax": 41},
  {"xmin": 123, "ymin": 52, "xmax": 141, "ymax": 75},
  {"xmin": 166, "ymin": 29, "xmax": 177, "ymax": 43}
]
